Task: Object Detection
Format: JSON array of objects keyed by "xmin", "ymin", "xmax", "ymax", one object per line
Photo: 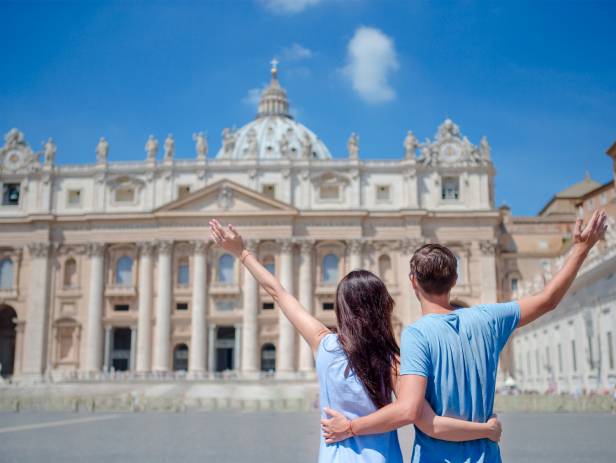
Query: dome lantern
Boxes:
[{"xmin": 257, "ymin": 59, "xmax": 291, "ymax": 119}]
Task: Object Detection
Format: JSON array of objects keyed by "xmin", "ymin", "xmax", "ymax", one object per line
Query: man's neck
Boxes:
[{"xmin": 418, "ymin": 292, "xmax": 455, "ymax": 315}]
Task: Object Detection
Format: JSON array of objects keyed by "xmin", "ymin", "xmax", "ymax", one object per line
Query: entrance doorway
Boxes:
[
  {"xmin": 0, "ymin": 305, "xmax": 17, "ymax": 377},
  {"xmin": 110, "ymin": 327, "xmax": 131, "ymax": 371},
  {"xmin": 173, "ymin": 343, "xmax": 189, "ymax": 371},
  {"xmin": 261, "ymin": 343, "xmax": 276, "ymax": 372},
  {"xmin": 215, "ymin": 326, "xmax": 235, "ymax": 372}
]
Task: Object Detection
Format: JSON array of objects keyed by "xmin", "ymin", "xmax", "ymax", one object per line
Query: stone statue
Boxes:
[
  {"xmin": 480, "ymin": 136, "xmax": 491, "ymax": 160},
  {"xmin": 145, "ymin": 135, "xmax": 158, "ymax": 161},
  {"xmin": 279, "ymin": 133, "xmax": 290, "ymax": 158},
  {"xmin": 244, "ymin": 128, "xmax": 258, "ymax": 158},
  {"xmin": 164, "ymin": 134, "xmax": 174, "ymax": 161},
  {"xmin": 347, "ymin": 132, "xmax": 359, "ymax": 159},
  {"xmin": 4, "ymin": 128, "xmax": 25, "ymax": 148},
  {"xmin": 221, "ymin": 128, "xmax": 236, "ymax": 157},
  {"xmin": 403, "ymin": 131, "xmax": 418, "ymax": 159},
  {"xmin": 436, "ymin": 118, "xmax": 461, "ymax": 141},
  {"xmin": 301, "ymin": 132, "xmax": 312, "ymax": 159},
  {"xmin": 43, "ymin": 137, "xmax": 56, "ymax": 166},
  {"xmin": 96, "ymin": 137, "xmax": 109, "ymax": 163},
  {"xmin": 193, "ymin": 132, "xmax": 208, "ymax": 159}
]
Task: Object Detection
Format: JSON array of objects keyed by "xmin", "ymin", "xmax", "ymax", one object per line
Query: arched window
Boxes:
[
  {"xmin": 0, "ymin": 258, "xmax": 13, "ymax": 290},
  {"xmin": 217, "ymin": 254, "xmax": 235, "ymax": 284},
  {"xmin": 378, "ymin": 255, "xmax": 392, "ymax": 282},
  {"xmin": 115, "ymin": 256, "xmax": 133, "ymax": 287},
  {"xmin": 63, "ymin": 258, "xmax": 77, "ymax": 288},
  {"xmin": 177, "ymin": 257, "xmax": 189, "ymax": 286},
  {"xmin": 173, "ymin": 343, "xmax": 189, "ymax": 371},
  {"xmin": 322, "ymin": 254, "xmax": 339, "ymax": 285},
  {"xmin": 260, "ymin": 343, "xmax": 276, "ymax": 372},
  {"xmin": 263, "ymin": 256, "xmax": 275, "ymax": 275}
]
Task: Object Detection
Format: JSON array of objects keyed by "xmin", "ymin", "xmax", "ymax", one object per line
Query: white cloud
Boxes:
[
  {"xmin": 243, "ymin": 87, "xmax": 262, "ymax": 108},
  {"xmin": 342, "ymin": 26, "xmax": 399, "ymax": 103},
  {"xmin": 259, "ymin": 0, "xmax": 322, "ymax": 15},
  {"xmin": 280, "ymin": 43, "xmax": 313, "ymax": 61}
]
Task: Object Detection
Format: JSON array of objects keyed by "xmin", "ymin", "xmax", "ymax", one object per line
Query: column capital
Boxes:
[
  {"xmin": 156, "ymin": 240, "xmax": 174, "ymax": 255},
  {"xmin": 86, "ymin": 242, "xmax": 106, "ymax": 257},
  {"xmin": 479, "ymin": 239, "xmax": 497, "ymax": 256},
  {"xmin": 299, "ymin": 240, "xmax": 315, "ymax": 255},
  {"xmin": 277, "ymin": 239, "xmax": 295, "ymax": 253},
  {"xmin": 244, "ymin": 239, "xmax": 259, "ymax": 253},
  {"xmin": 27, "ymin": 242, "xmax": 52, "ymax": 258},
  {"xmin": 191, "ymin": 240, "xmax": 210, "ymax": 255},
  {"xmin": 398, "ymin": 237, "xmax": 426, "ymax": 255},
  {"xmin": 137, "ymin": 241, "xmax": 156, "ymax": 256},
  {"xmin": 347, "ymin": 239, "xmax": 364, "ymax": 254}
]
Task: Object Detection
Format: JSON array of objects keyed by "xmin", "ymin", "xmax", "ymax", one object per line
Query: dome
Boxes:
[{"xmin": 216, "ymin": 61, "xmax": 332, "ymax": 161}]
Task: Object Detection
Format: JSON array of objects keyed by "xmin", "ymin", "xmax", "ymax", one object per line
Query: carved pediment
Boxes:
[{"xmin": 155, "ymin": 179, "xmax": 297, "ymax": 214}]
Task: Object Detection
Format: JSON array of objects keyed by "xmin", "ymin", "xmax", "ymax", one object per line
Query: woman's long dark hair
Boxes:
[{"xmin": 335, "ymin": 269, "xmax": 399, "ymax": 409}]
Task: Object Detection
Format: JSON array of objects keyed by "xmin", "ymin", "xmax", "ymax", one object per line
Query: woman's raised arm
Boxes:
[{"xmin": 209, "ymin": 219, "xmax": 330, "ymax": 354}]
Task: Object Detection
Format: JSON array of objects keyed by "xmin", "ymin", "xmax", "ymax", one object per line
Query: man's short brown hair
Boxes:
[{"xmin": 409, "ymin": 243, "xmax": 458, "ymax": 295}]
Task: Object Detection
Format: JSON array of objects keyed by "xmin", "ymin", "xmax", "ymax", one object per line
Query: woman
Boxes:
[{"xmin": 209, "ymin": 219, "xmax": 500, "ymax": 463}]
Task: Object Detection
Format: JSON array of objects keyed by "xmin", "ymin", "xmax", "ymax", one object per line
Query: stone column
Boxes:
[
  {"xmin": 84, "ymin": 242, "xmax": 105, "ymax": 373},
  {"xmin": 277, "ymin": 239, "xmax": 296, "ymax": 378},
  {"xmin": 21, "ymin": 242, "xmax": 52, "ymax": 379},
  {"xmin": 208, "ymin": 324, "xmax": 216, "ymax": 374},
  {"xmin": 153, "ymin": 240, "xmax": 173, "ymax": 373},
  {"xmin": 234, "ymin": 323, "xmax": 242, "ymax": 372},
  {"xmin": 130, "ymin": 326, "xmax": 137, "ymax": 371},
  {"xmin": 136, "ymin": 242, "xmax": 155, "ymax": 373},
  {"xmin": 189, "ymin": 241, "xmax": 209, "ymax": 377},
  {"xmin": 241, "ymin": 240, "xmax": 259, "ymax": 377},
  {"xmin": 103, "ymin": 325, "xmax": 112, "ymax": 371},
  {"xmin": 479, "ymin": 240, "xmax": 498, "ymax": 303},
  {"xmin": 298, "ymin": 240, "xmax": 315, "ymax": 375},
  {"xmin": 349, "ymin": 239, "xmax": 364, "ymax": 271}
]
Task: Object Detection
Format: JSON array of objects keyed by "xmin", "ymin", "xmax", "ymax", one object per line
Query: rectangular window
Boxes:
[
  {"xmin": 322, "ymin": 302, "xmax": 334, "ymax": 311},
  {"xmin": 177, "ymin": 185, "xmax": 191, "ymax": 199},
  {"xmin": 115, "ymin": 188, "xmax": 135, "ymax": 203},
  {"xmin": 535, "ymin": 350, "xmax": 540, "ymax": 375},
  {"xmin": 2, "ymin": 183, "xmax": 20, "ymax": 206},
  {"xmin": 607, "ymin": 331, "xmax": 614, "ymax": 370},
  {"xmin": 176, "ymin": 302, "xmax": 188, "ymax": 311},
  {"xmin": 262, "ymin": 302, "xmax": 275, "ymax": 310},
  {"xmin": 262, "ymin": 184, "xmax": 276, "ymax": 199},
  {"xmin": 571, "ymin": 339, "xmax": 577, "ymax": 372},
  {"xmin": 319, "ymin": 185, "xmax": 340, "ymax": 201},
  {"xmin": 67, "ymin": 189, "xmax": 82, "ymax": 206},
  {"xmin": 511, "ymin": 278, "xmax": 518, "ymax": 292},
  {"xmin": 114, "ymin": 304, "xmax": 129, "ymax": 312},
  {"xmin": 177, "ymin": 262, "xmax": 189, "ymax": 286},
  {"xmin": 376, "ymin": 185, "xmax": 391, "ymax": 202},
  {"xmin": 441, "ymin": 177, "xmax": 460, "ymax": 201},
  {"xmin": 558, "ymin": 343, "xmax": 563, "ymax": 373}
]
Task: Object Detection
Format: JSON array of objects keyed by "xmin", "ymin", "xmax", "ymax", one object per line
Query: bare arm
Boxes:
[
  {"xmin": 518, "ymin": 210, "xmax": 607, "ymax": 327},
  {"xmin": 321, "ymin": 374, "xmax": 500, "ymax": 443},
  {"xmin": 209, "ymin": 219, "xmax": 329, "ymax": 353}
]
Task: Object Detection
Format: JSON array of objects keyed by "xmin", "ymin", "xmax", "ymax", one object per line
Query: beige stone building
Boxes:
[{"xmin": 0, "ymin": 64, "xmax": 505, "ymax": 382}]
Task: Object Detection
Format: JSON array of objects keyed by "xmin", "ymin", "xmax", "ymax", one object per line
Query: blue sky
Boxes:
[{"xmin": 1, "ymin": 0, "xmax": 615, "ymax": 215}]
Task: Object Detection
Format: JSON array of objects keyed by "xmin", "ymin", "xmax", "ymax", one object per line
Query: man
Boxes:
[{"xmin": 321, "ymin": 211, "xmax": 608, "ymax": 462}]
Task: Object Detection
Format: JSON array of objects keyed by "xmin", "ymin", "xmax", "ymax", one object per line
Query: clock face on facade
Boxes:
[
  {"xmin": 439, "ymin": 143, "xmax": 462, "ymax": 163},
  {"xmin": 3, "ymin": 149, "xmax": 24, "ymax": 170}
]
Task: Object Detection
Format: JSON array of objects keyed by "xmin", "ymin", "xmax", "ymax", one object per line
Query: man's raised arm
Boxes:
[{"xmin": 518, "ymin": 210, "xmax": 608, "ymax": 327}]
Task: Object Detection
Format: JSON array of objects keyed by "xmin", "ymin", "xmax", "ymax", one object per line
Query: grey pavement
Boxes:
[{"xmin": 0, "ymin": 411, "xmax": 614, "ymax": 463}]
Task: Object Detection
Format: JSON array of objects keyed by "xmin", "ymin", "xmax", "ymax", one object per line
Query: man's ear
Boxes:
[{"xmin": 410, "ymin": 274, "xmax": 418, "ymax": 290}]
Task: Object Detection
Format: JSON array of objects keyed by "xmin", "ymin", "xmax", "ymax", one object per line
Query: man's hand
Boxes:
[
  {"xmin": 486, "ymin": 415, "xmax": 502, "ymax": 443},
  {"xmin": 321, "ymin": 407, "xmax": 353, "ymax": 444},
  {"xmin": 209, "ymin": 219, "xmax": 245, "ymax": 257},
  {"xmin": 573, "ymin": 210, "xmax": 608, "ymax": 253}
]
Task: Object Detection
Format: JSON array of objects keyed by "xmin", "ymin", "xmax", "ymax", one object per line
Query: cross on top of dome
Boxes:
[{"xmin": 258, "ymin": 59, "xmax": 290, "ymax": 119}]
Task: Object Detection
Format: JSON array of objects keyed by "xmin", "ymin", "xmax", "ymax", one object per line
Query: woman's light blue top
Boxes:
[{"xmin": 316, "ymin": 333, "xmax": 403, "ymax": 463}]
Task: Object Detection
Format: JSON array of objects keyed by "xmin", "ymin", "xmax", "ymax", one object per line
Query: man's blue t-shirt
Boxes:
[{"xmin": 400, "ymin": 302, "xmax": 520, "ymax": 463}]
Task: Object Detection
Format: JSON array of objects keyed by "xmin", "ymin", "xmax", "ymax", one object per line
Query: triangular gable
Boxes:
[{"xmin": 155, "ymin": 179, "xmax": 297, "ymax": 214}]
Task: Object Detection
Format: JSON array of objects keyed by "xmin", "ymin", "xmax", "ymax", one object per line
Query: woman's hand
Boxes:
[
  {"xmin": 209, "ymin": 219, "xmax": 245, "ymax": 257},
  {"xmin": 486, "ymin": 415, "xmax": 502, "ymax": 443}
]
